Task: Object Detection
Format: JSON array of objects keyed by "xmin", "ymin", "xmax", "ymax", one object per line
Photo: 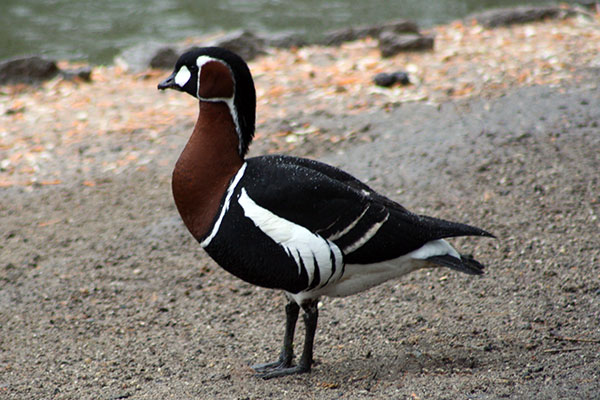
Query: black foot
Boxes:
[
  {"xmin": 251, "ymin": 298, "xmax": 318, "ymax": 379},
  {"xmin": 255, "ymin": 363, "xmax": 310, "ymax": 379},
  {"xmin": 251, "ymin": 357, "xmax": 292, "ymax": 373}
]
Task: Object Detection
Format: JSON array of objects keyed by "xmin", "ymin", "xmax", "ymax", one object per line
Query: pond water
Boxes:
[{"xmin": 1, "ymin": 0, "xmax": 578, "ymax": 64}]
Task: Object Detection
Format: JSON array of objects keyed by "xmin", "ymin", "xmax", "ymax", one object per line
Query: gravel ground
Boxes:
[{"xmin": 2, "ymin": 68, "xmax": 600, "ymax": 400}]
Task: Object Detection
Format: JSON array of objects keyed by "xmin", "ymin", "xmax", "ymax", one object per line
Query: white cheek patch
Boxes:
[{"xmin": 174, "ymin": 65, "xmax": 191, "ymax": 87}]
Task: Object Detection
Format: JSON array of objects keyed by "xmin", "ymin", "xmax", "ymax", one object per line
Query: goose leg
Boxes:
[
  {"xmin": 252, "ymin": 300, "xmax": 299, "ymax": 373},
  {"xmin": 257, "ymin": 299, "xmax": 318, "ymax": 379}
]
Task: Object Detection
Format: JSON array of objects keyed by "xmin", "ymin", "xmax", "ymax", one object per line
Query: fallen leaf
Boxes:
[
  {"xmin": 40, "ymin": 179, "xmax": 62, "ymax": 185},
  {"xmin": 38, "ymin": 218, "xmax": 61, "ymax": 227}
]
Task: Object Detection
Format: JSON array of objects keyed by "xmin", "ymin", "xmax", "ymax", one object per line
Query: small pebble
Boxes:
[
  {"xmin": 60, "ymin": 66, "xmax": 93, "ymax": 82},
  {"xmin": 373, "ymin": 72, "xmax": 396, "ymax": 87},
  {"xmin": 392, "ymin": 71, "xmax": 410, "ymax": 85},
  {"xmin": 373, "ymin": 71, "xmax": 410, "ymax": 87}
]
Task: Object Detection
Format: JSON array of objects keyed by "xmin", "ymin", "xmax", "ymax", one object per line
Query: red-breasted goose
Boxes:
[{"xmin": 157, "ymin": 47, "xmax": 494, "ymax": 379}]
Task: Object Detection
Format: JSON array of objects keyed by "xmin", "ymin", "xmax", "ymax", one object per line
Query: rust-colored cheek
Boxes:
[{"xmin": 198, "ymin": 61, "xmax": 235, "ymax": 99}]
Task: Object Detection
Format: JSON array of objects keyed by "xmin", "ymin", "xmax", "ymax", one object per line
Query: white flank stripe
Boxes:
[
  {"xmin": 409, "ymin": 239, "xmax": 460, "ymax": 260},
  {"xmin": 327, "ymin": 205, "xmax": 370, "ymax": 241},
  {"xmin": 200, "ymin": 163, "xmax": 248, "ymax": 247},
  {"xmin": 238, "ymin": 188, "xmax": 341, "ymax": 287},
  {"xmin": 343, "ymin": 212, "xmax": 389, "ymax": 253}
]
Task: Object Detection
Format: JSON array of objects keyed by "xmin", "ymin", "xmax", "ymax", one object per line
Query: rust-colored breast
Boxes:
[{"xmin": 172, "ymin": 101, "xmax": 243, "ymax": 241}]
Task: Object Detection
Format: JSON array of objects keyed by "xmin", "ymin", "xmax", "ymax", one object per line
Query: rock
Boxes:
[
  {"xmin": 373, "ymin": 71, "xmax": 410, "ymax": 87},
  {"xmin": 378, "ymin": 32, "xmax": 434, "ymax": 57},
  {"xmin": 207, "ymin": 30, "xmax": 266, "ymax": 61},
  {"xmin": 575, "ymin": 0, "xmax": 598, "ymax": 7},
  {"xmin": 373, "ymin": 73, "xmax": 396, "ymax": 88},
  {"xmin": 394, "ymin": 71, "xmax": 410, "ymax": 85},
  {"xmin": 467, "ymin": 6, "xmax": 576, "ymax": 28},
  {"xmin": 149, "ymin": 47, "xmax": 179, "ymax": 69},
  {"xmin": 60, "ymin": 66, "xmax": 92, "ymax": 82},
  {"xmin": 113, "ymin": 20, "xmax": 426, "ymax": 72},
  {"xmin": 320, "ymin": 28, "xmax": 361, "ymax": 46},
  {"xmin": 116, "ymin": 42, "xmax": 180, "ymax": 72},
  {"xmin": 117, "ymin": 30, "xmax": 268, "ymax": 71},
  {"xmin": 261, "ymin": 31, "xmax": 307, "ymax": 49},
  {"xmin": 321, "ymin": 19, "xmax": 419, "ymax": 46},
  {"xmin": 378, "ymin": 19, "xmax": 421, "ymax": 35},
  {"xmin": 0, "ymin": 56, "xmax": 59, "ymax": 84}
]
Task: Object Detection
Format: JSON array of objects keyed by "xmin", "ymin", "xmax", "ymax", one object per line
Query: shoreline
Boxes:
[
  {"xmin": 0, "ymin": 3, "xmax": 591, "ymax": 66},
  {"xmin": 1, "ymin": 13, "xmax": 599, "ymax": 188},
  {"xmin": 0, "ymin": 4, "xmax": 593, "ymax": 74}
]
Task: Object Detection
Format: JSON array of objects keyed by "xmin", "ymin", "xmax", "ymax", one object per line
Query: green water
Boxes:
[{"xmin": 1, "ymin": 0, "xmax": 578, "ymax": 64}]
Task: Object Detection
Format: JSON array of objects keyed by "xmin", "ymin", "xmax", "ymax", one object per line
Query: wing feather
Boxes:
[{"xmin": 243, "ymin": 155, "xmax": 493, "ymax": 265}]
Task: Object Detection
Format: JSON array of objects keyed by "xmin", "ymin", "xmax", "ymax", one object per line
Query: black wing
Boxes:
[{"xmin": 244, "ymin": 155, "xmax": 493, "ymax": 264}]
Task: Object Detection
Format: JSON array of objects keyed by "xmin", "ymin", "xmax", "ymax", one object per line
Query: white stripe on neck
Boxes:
[
  {"xmin": 200, "ymin": 162, "xmax": 247, "ymax": 247},
  {"xmin": 196, "ymin": 56, "xmax": 243, "ymax": 155}
]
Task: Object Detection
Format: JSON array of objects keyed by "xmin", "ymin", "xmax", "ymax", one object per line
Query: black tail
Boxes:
[
  {"xmin": 417, "ymin": 214, "xmax": 495, "ymax": 241},
  {"xmin": 426, "ymin": 253, "xmax": 485, "ymax": 275}
]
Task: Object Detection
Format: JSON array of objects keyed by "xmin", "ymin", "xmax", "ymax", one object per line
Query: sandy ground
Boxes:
[
  {"xmin": 2, "ymin": 72, "xmax": 599, "ymax": 399},
  {"xmin": 2, "ymin": 19, "xmax": 600, "ymax": 398}
]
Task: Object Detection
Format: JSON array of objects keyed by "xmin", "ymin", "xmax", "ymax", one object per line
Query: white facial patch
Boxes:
[{"xmin": 174, "ymin": 65, "xmax": 191, "ymax": 87}]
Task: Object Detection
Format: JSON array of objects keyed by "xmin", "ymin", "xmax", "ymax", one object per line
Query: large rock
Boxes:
[
  {"xmin": 207, "ymin": 30, "xmax": 267, "ymax": 61},
  {"xmin": 116, "ymin": 42, "xmax": 180, "ymax": 72},
  {"xmin": 60, "ymin": 66, "xmax": 93, "ymax": 82},
  {"xmin": 0, "ymin": 56, "xmax": 59, "ymax": 84},
  {"xmin": 378, "ymin": 32, "xmax": 434, "ymax": 57},
  {"xmin": 115, "ymin": 19, "xmax": 428, "ymax": 72},
  {"xmin": 468, "ymin": 6, "xmax": 576, "ymax": 28},
  {"xmin": 117, "ymin": 30, "xmax": 268, "ymax": 72},
  {"xmin": 321, "ymin": 19, "xmax": 419, "ymax": 46},
  {"xmin": 149, "ymin": 47, "xmax": 179, "ymax": 69},
  {"xmin": 261, "ymin": 31, "xmax": 307, "ymax": 49}
]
